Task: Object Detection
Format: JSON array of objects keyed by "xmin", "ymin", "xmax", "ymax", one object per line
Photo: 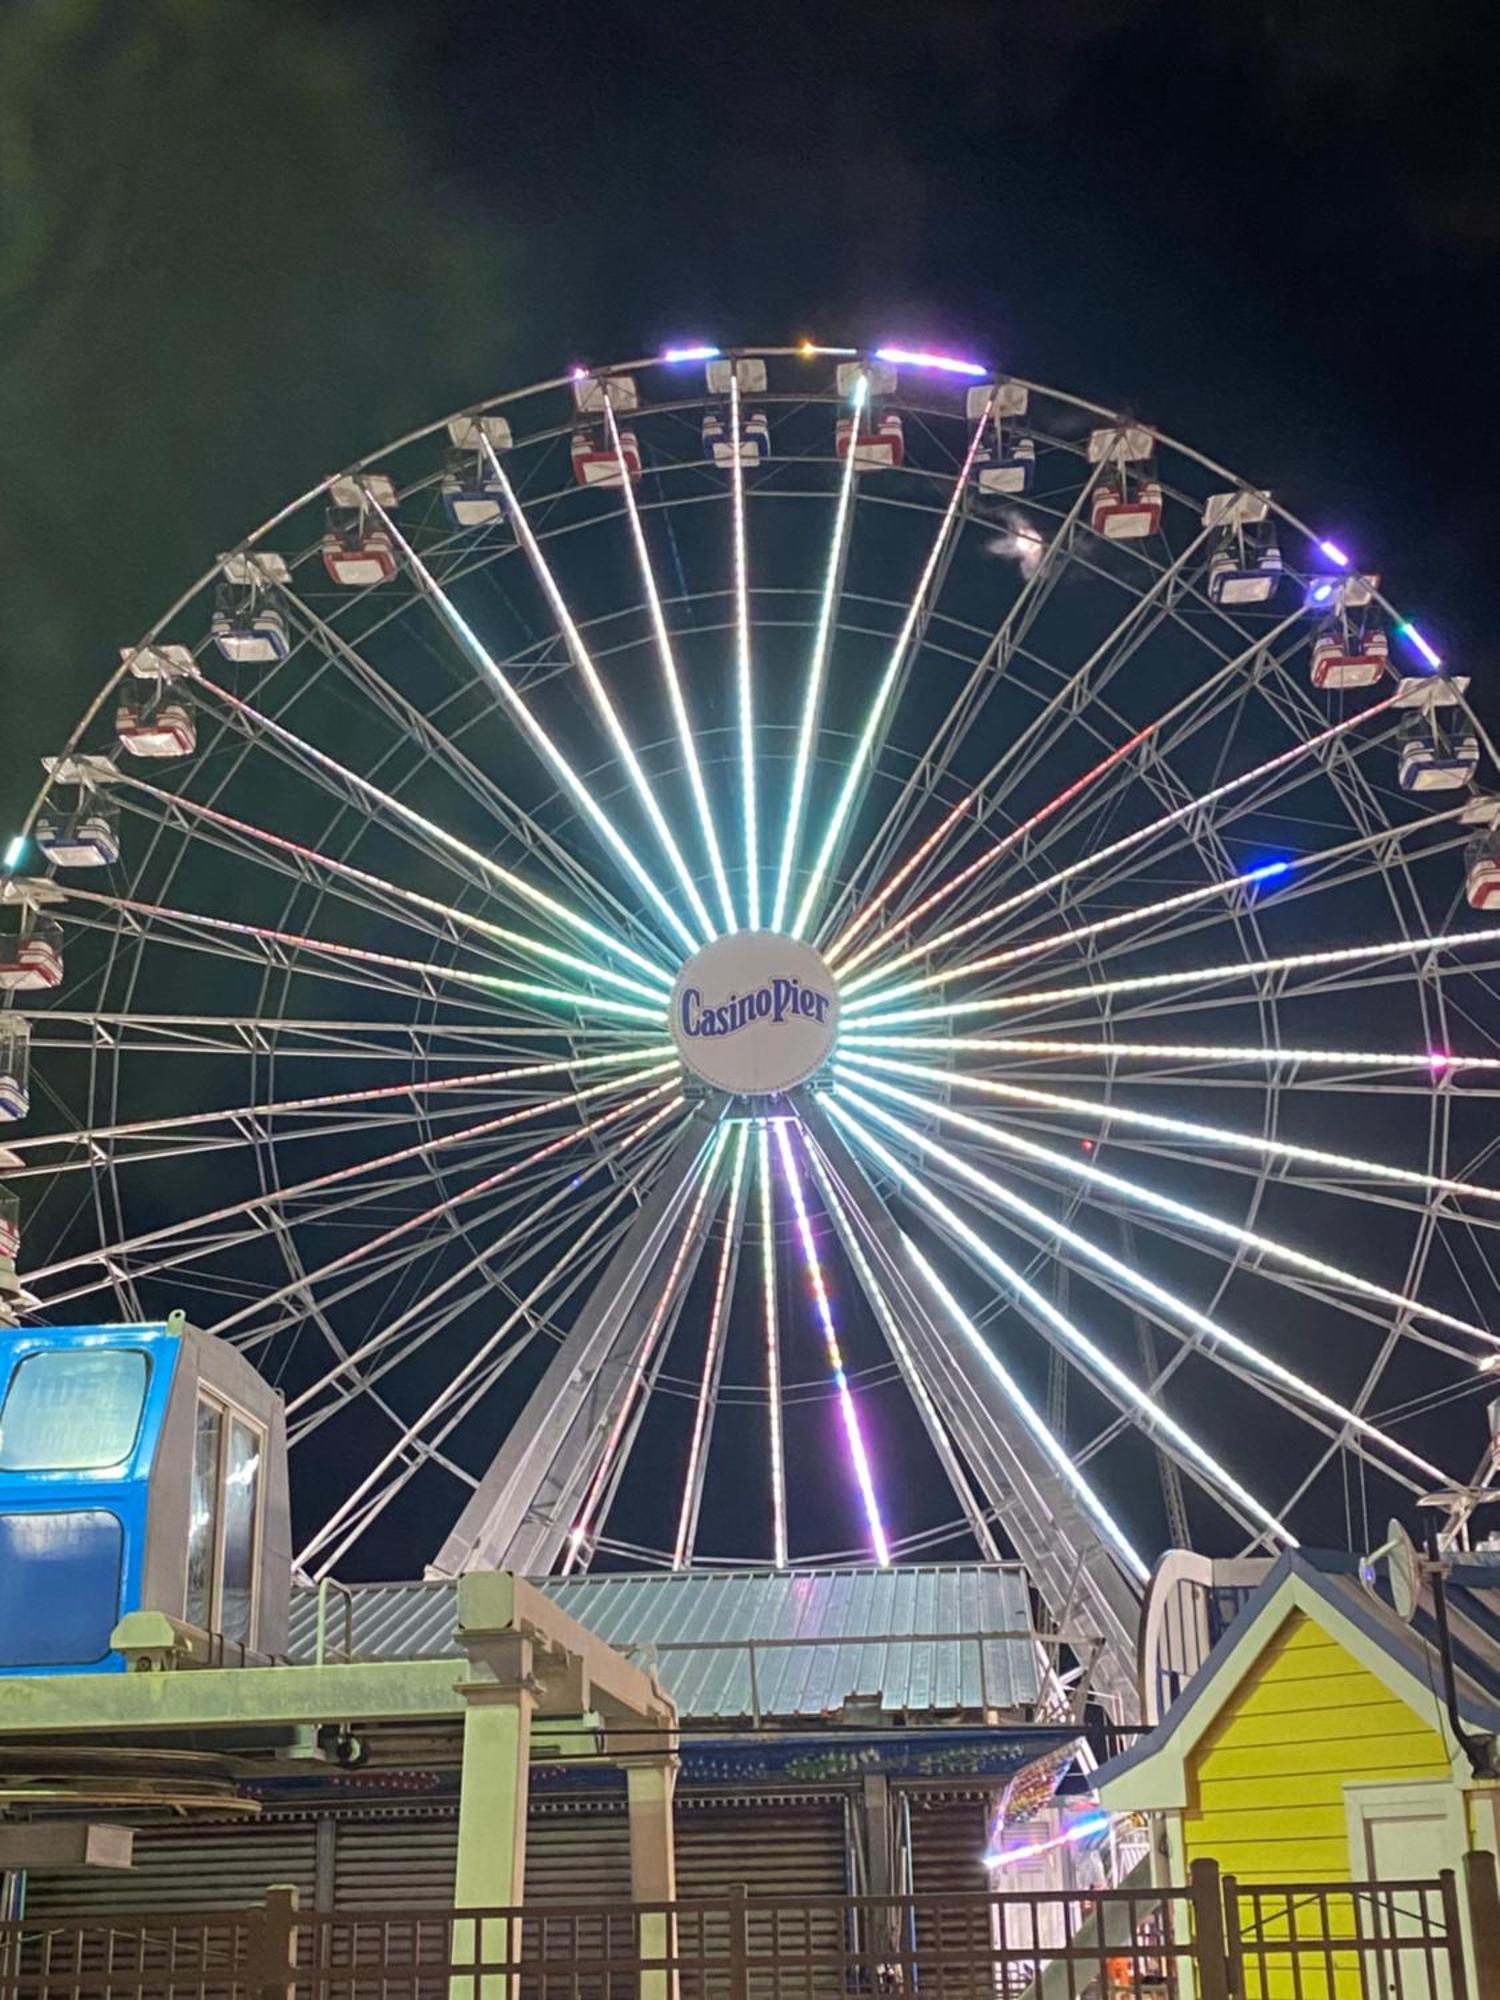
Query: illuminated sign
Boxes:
[{"xmin": 671, "ymin": 932, "xmax": 839, "ymax": 1093}]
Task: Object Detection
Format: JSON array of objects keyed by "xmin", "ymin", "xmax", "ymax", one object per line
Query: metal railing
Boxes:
[{"xmin": 2, "ymin": 1854, "xmax": 1492, "ymax": 2000}]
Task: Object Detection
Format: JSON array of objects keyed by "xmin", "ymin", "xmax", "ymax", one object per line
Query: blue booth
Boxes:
[{"xmin": 0, "ymin": 1316, "xmax": 290, "ymax": 1675}]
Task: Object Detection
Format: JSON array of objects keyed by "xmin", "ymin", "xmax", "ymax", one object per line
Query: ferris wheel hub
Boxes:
[{"xmin": 670, "ymin": 930, "xmax": 840, "ymax": 1095}]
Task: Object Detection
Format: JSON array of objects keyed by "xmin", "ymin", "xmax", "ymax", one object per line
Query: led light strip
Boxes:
[
  {"xmin": 771, "ymin": 373, "xmax": 868, "ymax": 931},
  {"xmin": 835, "ymin": 1063, "xmax": 1500, "ymax": 1359},
  {"xmin": 774, "ymin": 1118, "xmax": 891, "ymax": 1565},
  {"xmin": 825, "ymin": 1090, "xmax": 1297, "ymax": 1546},
  {"xmin": 673, "ymin": 1122, "xmax": 751, "ymax": 1566},
  {"xmin": 730, "ymin": 374, "xmax": 760, "ymax": 929},
  {"xmin": 757, "ymin": 1123, "xmax": 789, "ymax": 1568}
]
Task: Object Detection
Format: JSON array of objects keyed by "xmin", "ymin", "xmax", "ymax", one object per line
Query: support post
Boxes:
[
  {"xmin": 1188, "ymin": 1857, "xmax": 1230, "ymax": 2000},
  {"xmin": 250, "ymin": 1885, "xmax": 298, "ymax": 2000},
  {"xmin": 625, "ymin": 1755, "xmax": 680, "ymax": 2000},
  {"xmin": 451, "ymin": 1634, "xmax": 536, "ymax": 2000},
  {"xmin": 1462, "ymin": 1852, "xmax": 1497, "ymax": 2000}
]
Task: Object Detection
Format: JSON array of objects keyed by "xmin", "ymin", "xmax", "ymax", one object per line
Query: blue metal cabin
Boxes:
[{"xmin": 0, "ymin": 1316, "xmax": 290, "ymax": 1675}]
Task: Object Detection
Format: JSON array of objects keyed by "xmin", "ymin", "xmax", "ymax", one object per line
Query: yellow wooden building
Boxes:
[{"xmin": 1097, "ymin": 1548, "xmax": 1500, "ymax": 1993}]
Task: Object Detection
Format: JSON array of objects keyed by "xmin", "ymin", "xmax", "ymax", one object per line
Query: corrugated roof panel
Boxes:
[{"xmin": 287, "ymin": 1565, "xmax": 1042, "ymax": 1719}]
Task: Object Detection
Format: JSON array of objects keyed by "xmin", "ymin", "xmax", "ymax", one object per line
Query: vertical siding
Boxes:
[{"xmin": 1182, "ymin": 1609, "xmax": 1450, "ymax": 1884}]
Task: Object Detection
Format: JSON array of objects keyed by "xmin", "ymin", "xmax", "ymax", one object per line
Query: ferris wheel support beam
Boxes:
[
  {"xmin": 428, "ymin": 1102, "xmax": 724, "ymax": 1577},
  {"xmin": 193, "ymin": 675, "xmax": 674, "ymax": 985},
  {"xmin": 274, "ymin": 588, "xmax": 652, "ymax": 947},
  {"xmin": 823, "ymin": 457, "xmax": 1107, "ymax": 960},
  {"xmin": 463, "ymin": 446, "xmax": 714, "ymax": 946},
  {"xmin": 791, "ymin": 400, "xmax": 993, "ymax": 941},
  {"xmin": 800, "ymin": 1097, "xmax": 1142, "ymax": 1716}
]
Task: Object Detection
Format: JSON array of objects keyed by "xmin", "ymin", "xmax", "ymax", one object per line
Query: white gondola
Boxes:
[
  {"xmin": 211, "ymin": 595, "xmax": 289, "ymax": 665},
  {"xmin": 446, "ymin": 413, "xmax": 514, "ymax": 453},
  {"xmin": 706, "ymin": 357, "xmax": 767, "ymax": 394},
  {"xmin": 0, "ymin": 923, "xmax": 63, "ymax": 993},
  {"xmin": 702, "ymin": 412, "xmax": 770, "ymax": 466},
  {"xmin": 441, "ymin": 468, "xmax": 505, "ymax": 528},
  {"xmin": 1398, "ymin": 718, "xmax": 1480, "ymax": 794},
  {"xmin": 977, "ymin": 435, "xmax": 1036, "ymax": 495},
  {"xmin": 0, "ymin": 1185, "xmax": 17, "ymax": 1264},
  {"xmin": 1091, "ymin": 480, "xmax": 1162, "ymax": 540},
  {"xmin": 572, "ymin": 428, "xmax": 641, "ymax": 487},
  {"xmin": 1206, "ymin": 534, "xmax": 1282, "ymax": 606},
  {"xmin": 1310, "ymin": 628, "xmax": 1387, "ymax": 690},
  {"xmin": 836, "ymin": 412, "xmax": 904, "ymax": 471},
  {"xmin": 116, "ymin": 693, "xmax": 196, "ymax": 758},
  {"xmin": 572, "ymin": 373, "xmax": 639, "ymax": 415},
  {"xmin": 1467, "ymin": 835, "xmax": 1500, "ymax": 911},
  {"xmin": 35, "ymin": 807, "xmax": 120, "ymax": 869},
  {"xmin": 0, "ymin": 1020, "xmax": 28, "ymax": 1121}
]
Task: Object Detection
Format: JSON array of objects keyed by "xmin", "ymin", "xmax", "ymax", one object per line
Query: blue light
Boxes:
[
  {"xmin": 1308, "ymin": 580, "xmax": 1336, "ymax": 606},
  {"xmin": 1398, "ymin": 620, "xmax": 1444, "ymax": 670},
  {"xmin": 662, "ymin": 344, "xmax": 720, "ymax": 363},
  {"xmin": 1252, "ymin": 859, "xmax": 1293, "ymax": 880},
  {"xmin": 874, "ymin": 344, "xmax": 989, "ymax": 378},
  {"xmin": 2, "ymin": 836, "xmax": 24, "ymax": 871}
]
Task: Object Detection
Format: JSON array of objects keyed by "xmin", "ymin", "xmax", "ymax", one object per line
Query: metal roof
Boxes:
[{"xmin": 287, "ymin": 1566, "xmax": 1042, "ymax": 1720}]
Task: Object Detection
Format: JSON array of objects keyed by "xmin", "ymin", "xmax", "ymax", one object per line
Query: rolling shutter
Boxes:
[
  {"xmin": 523, "ymin": 1804, "xmax": 631, "ymax": 1905},
  {"xmin": 332, "ymin": 1815, "xmax": 458, "ymax": 1909},
  {"xmin": 676, "ymin": 1797, "xmax": 849, "ymax": 1966},
  {"xmin": 905, "ymin": 1792, "xmax": 996, "ymax": 1973},
  {"xmin": 21, "ymin": 1819, "xmax": 318, "ymax": 1917}
]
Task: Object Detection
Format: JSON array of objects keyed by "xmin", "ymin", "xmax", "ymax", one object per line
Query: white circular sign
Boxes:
[{"xmin": 671, "ymin": 931, "xmax": 840, "ymax": 1095}]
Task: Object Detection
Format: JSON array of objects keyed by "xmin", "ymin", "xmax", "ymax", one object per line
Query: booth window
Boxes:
[
  {"xmin": 185, "ymin": 1394, "xmax": 263, "ymax": 1645},
  {"xmin": 0, "ymin": 1348, "xmax": 149, "ymax": 1472},
  {"xmin": 0, "ymin": 1510, "xmax": 124, "ymax": 1667}
]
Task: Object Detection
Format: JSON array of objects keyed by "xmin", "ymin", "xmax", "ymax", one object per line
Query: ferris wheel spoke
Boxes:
[
  {"xmin": 842, "ymin": 678, "xmax": 1401, "ymax": 993},
  {"xmin": 790, "ymin": 399, "xmax": 993, "ymax": 941},
  {"xmin": 600, "ymin": 396, "xmax": 736, "ymax": 931},
  {"xmin": 562, "ymin": 1121, "xmax": 733, "ymax": 1573},
  {"xmin": 822, "ymin": 1090, "xmax": 1294, "ymax": 1550},
  {"xmin": 835, "ymin": 1067, "xmax": 1499, "ymax": 1360},
  {"xmin": 844, "ymin": 1050, "xmax": 1500, "ymax": 1211},
  {"xmin": 115, "ymin": 778, "xmax": 669, "ymax": 1006},
  {"xmin": 672, "ymin": 1122, "xmax": 751, "ymax": 1568},
  {"xmin": 801, "ymin": 1129, "xmax": 1005, "ymax": 1565},
  {"xmin": 54, "ymin": 884, "xmax": 666, "ymax": 1030},
  {"xmin": 770, "ymin": 374, "xmax": 867, "ymax": 933},
  {"xmin": 729, "ymin": 377, "xmax": 760, "ymax": 928},
  {"xmin": 193, "ymin": 672, "xmax": 675, "ymax": 985},
  {"xmin": 297, "ymin": 1143, "xmax": 668, "ymax": 1577},
  {"xmin": 16, "ymin": 1013, "xmax": 647, "ymax": 1062},
  {"xmin": 832, "ymin": 523, "xmax": 1246, "ymax": 970},
  {"xmin": 823, "ymin": 459, "xmax": 1107, "ymax": 960},
  {"xmin": 23, "ymin": 1058, "xmax": 677, "ymax": 1295},
  {"xmin": 447, "ymin": 445, "xmax": 712, "ymax": 946},
  {"xmin": 287, "ymin": 1101, "xmax": 688, "ymax": 1433},
  {"xmin": 846, "ymin": 916, "xmax": 1500, "ymax": 1036},
  {"xmin": 218, "ymin": 1079, "xmax": 682, "ymax": 1352},
  {"xmin": 855, "ymin": 813, "xmax": 1470, "ymax": 1021},
  {"xmin": 773, "ymin": 1118, "xmax": 893, "ymax": 1565},
  {"xmin": 754, "ymin": 1125, "xmax": 788, "ymax": 1567},
  {"xmin": 2, "ymin": 1047, "xmax": 667, "ymax": 1179},
  {"xmin": 272, "ymin": 586, "xmax": 647, "ymax": 944}
]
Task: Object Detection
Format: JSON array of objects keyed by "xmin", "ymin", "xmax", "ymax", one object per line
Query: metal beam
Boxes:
[
  {"xmin": 430, "ymin": 1105, "xmax": 722, "ymax": 1577},
  {"xmin": 799, "ymin": 1095, "xmax": 1142, "ymax": 1717}
]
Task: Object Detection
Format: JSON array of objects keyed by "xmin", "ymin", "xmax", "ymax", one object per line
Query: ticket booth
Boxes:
[{"xmin": 0, "ymin": 1314, "xmax": 290, "ymax": 1674}]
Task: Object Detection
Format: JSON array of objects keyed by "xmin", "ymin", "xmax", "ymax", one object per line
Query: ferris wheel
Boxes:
[{"xmin": 4, "ymin": 337, "xmax": 1500, "ymax": 1705}]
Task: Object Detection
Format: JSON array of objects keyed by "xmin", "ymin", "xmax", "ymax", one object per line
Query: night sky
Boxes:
[{"xmin": 2, "ymin": 0, "xmax": 1498, "ymax": 1580}]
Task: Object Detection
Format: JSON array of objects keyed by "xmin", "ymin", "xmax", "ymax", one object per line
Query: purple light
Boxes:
[
  {"xmin": 1398, "ymin": 620, "xmax": 1444, "ymax": 670},
  {"xmin": 1319, "ymin": 539, "xmax": 1352, "ymax": 568},
  {"xmin": 983, "ymin": 1810, "xmax": 1112, "ymax": 1871},
  {"xmin": 662, "ymin": 344, "xmax": 720, "ymax": 363},
  {"xmin": 570, "ymin": 367, "xmax": 588, "ymax": 382},
  {"xmin": 773, "ymin": 1122, "xmax": 891, "ymax": 1566},
  {"xmin": 874, "ymin": 345, "xmax": 989, "ymax": 379}
]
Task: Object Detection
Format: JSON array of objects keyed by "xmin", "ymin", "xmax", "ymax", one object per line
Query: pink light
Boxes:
[
  {"xmin": 983, "ymin": 1810, "xmax": 1112, "ymax": 1871},
  {"xmin": 774, "ymin": 1121, "xmax": 891, "ymax": 1566},
  {"xmin": 875, "ymin": 344, "xmax": 989, "ymax": 378},
  {"xmin": 1430, "ymin": 1051, "xmax": 1452, "ymax": 1073}
]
